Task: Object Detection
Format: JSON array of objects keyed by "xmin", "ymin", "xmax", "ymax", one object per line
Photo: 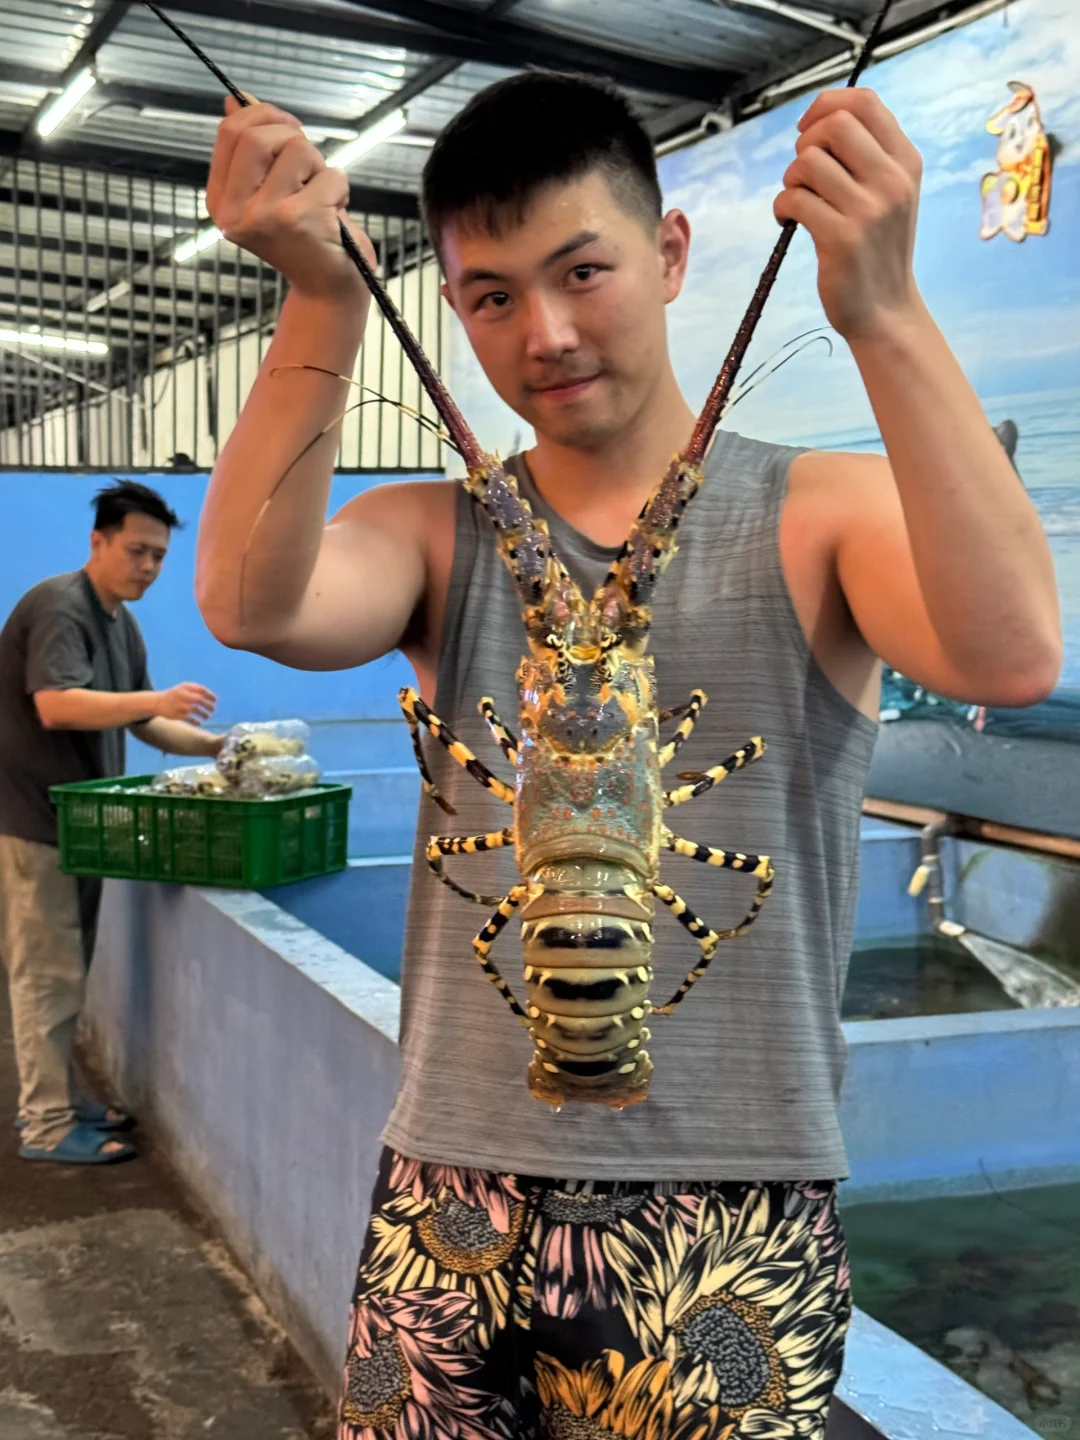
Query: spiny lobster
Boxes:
[{"xmin": 142, "ymin": 0, "xmax": 893, "ymax": 1109}]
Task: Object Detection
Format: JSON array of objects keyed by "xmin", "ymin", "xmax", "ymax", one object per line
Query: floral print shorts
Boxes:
[{"xmin": 338, "ymin": 1148, "xmax": 851, "ymax": 1440}]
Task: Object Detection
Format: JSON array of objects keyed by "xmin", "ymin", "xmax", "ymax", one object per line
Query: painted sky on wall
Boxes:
[
  {"xmin": 447, "ymin": 0, "xmax": 1080, "ymax": 684},
  {"xmin": 662, "ymin": 0, "xmax": 1080, "ymax": 451}
]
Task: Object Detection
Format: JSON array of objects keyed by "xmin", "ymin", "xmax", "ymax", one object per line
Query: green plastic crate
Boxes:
[{"xmin": 50, "ymin": 775, "xmax": 352, "ymax": 889}]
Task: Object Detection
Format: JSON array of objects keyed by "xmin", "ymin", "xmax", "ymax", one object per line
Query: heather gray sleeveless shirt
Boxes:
[{"xmin": 382, "ymin": 430, "xmax": 878, "ymax": 1180}]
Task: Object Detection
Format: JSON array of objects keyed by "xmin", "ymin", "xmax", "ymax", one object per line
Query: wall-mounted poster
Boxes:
[{"xmin": 980, "ymin": 81, "xmax": 1053, "ymax": 241}]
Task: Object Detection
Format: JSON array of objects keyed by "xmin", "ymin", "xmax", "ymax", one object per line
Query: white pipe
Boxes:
[
  {"xmin": 753, "ymin": 0, "xmax": 1011, "ymax": 107},
  {"xmin": 722, "ymin": 0, "xmax": 861, "ymax": 45}
]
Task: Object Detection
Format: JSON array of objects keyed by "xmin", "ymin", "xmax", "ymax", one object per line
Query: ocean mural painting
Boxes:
[{"xmin": 448, "ymin": 0, "xmax": 1079, "ymax": 716}]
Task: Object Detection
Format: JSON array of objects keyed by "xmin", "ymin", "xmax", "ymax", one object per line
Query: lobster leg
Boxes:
[
  {"xmin": 652, "ymin": 857, "xmax": 775, "ymax": 1012},
  {"xmin": 479, "ymin": 697, "xmax": 519, "ymax": 764},
  {"xmin": 658, "ymin": 689, "xmax": 708, "ymax": 767},
  {"xmin": 399, "ymin": 686, "xmax": 515, "ymax": 809},
  {"xmin": 662, "ymin": 827, "xmax": 775, "ymax": 939},
  {"xmin": 665, "ymin": 736, "xmax": 767, "ymax": 807},
  {"xmin": 649, "ymin": 882, "xmax": 722, "ymax": 1013},
  {"xmin": 473, "ymin": 885, "xmax": 534, "ymax": 1024},
  {"xmin": 426, "ymin": 828, "xmax": 513, "ymax": 906},
  {"xmin": 663, "ymin": 828, "xmax": 773, "ymax": 879}
]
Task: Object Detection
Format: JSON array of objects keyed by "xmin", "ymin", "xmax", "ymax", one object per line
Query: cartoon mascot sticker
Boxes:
[{"xmin": 980, "ymin": 81, "xmax": 1052, "ymax": 242}]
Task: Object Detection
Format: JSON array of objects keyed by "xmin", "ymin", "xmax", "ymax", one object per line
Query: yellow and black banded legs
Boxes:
[
  {"xmin": 473, "ymin": 885, "xmax": 533, "ymax": 1024},
  {"xmin": 649, "ymin": 882, "xmax": 722, "ymax": 1013},
  {"xmin": 662, "ymin": 823, "xmax": 775, "ymax": 943},
  {"xmin": 399, "ymin": 686, "xmax": 515, "ymax": 811},
  {"xmin": 663, "ymin": 827, "xmax": 773, "ymax": 880},
  {"xmin": 658, "ymin": 689, "xmax": 708, "ymax": 768},
  {"xmin": 426, "ymin": 828, "xmax": 513, "ymax": 906},
  {"xmin": 478, "ymin": 696, "xmax": 519, "ymax": 765},
  {"xmin": 665, "ymin": 736, "xmax": 766, "ymax": 807}
]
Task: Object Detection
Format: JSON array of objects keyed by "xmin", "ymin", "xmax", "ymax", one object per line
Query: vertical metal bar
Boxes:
[
  {"xmin": 127, "ymin": 175, "xmax": 135, "ymax": 467},
  {"xmin": 13, "ymin": 158, "xmax": 26, "ymax": 466},
  {"xmin": 170, "ymin": 182, "xmax": 179, "ymax": 465},
  {"xmin": 360, "ymin": 210, "xmax": 371, "ymax": 469},
  {"xmin": 80, "ymin": 168, "xmax": 90, "ymax": 465},
  {"xmin": 233, "ymin": 240, "xmax": 241, "ymax": 428},
  {"xmin": 148, "ymin": 178, "xmax": 157, "ymax": 466},
  {"xmin": 34, "ymin": 160, "xmax": 46, "ymax": 465},
  {"xmin": 211, "ymin": 224, "xmax": 222, "ymax": 457},
  {"xmin": 104, "ymin": 169, "xmax": 115, "ymax": 468},
  {"xmin": 361, "ymin": 216, "xmax": 371, "ymax": 469},
  {"xmin": 255, "ymin": 256, "xmax": 264, "ymax": 366},
  {"xmin": 191, "ymin": 186, "xmax": 201, "ymax": 467},
  {"xmin": 434, "ymin": 212, "xmax": 444, "ymax": 474},
  {"xmin": 415, "ymin": 216, "xmax": 425, "ymax": 470},
  {"xmin": 377, "ymin": 217, "xmax": 388, "ymax": 470},
  {"xmin": 59, "ymin": 165, "xmax": 70, "ymax": 468},
  {"xmin": 396, "ymin": 215, "xmax": 405, "ymax": 469}
]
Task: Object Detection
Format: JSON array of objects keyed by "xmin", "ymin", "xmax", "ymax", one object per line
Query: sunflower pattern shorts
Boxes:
[{"xmin": 338, "ymin": 1147, "xmax": 851, "ymax": 1440}]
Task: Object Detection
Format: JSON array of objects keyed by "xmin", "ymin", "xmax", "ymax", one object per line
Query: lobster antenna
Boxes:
[
  {"xmin": 138, "ymin": 0, "xmax": 485, "ymax": 472},
  {"xmin": 685, "ymin": 0, "xmax": 894, "ymax": 464},
  {"xmin": 593, "ymin": 0, "xmax": 894, "ymax": 634}
]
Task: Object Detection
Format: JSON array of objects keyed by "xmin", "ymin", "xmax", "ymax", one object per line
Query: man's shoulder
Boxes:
[{"xmin": 4, "ymin": 572, "xmax": 86, "ymax": 629}]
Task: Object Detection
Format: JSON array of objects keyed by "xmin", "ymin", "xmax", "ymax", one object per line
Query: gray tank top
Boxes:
[{"xmin": 382, "ymin": 430, "xmax": 878, "ymax": 1180}]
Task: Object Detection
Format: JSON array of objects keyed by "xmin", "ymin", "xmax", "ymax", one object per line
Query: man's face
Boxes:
[
  {"xmin": 91, "ymin": 512, "xmax": 170, "ymax": 600},
  {"xmin": 440, "ymin": 171, "xmax": 690, "ymax": 451}
]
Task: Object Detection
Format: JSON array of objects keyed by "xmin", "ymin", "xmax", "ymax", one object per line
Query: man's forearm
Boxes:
[
  {"xmin": 36, "ymin": 688, "xmax": 158, "ymax": 731},
  {"xmin": 849, "ymin": 300, "xmax": 1061, "ymax": 688},
  {"xmin": 131, "ymin": 717, "xmax": 220, "ymax": 757},
  {"xmin": 196, "ymin": 289, "xmax": 366, "ymax": 649}
]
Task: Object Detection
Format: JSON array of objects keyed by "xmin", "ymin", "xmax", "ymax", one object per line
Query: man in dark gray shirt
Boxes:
[{"xmin": 0, "ymin": 481, "xmax": 222, "ymax": 1164}]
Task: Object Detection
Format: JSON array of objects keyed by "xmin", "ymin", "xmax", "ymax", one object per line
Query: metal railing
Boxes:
[{"xmin": 0, "ymin": 158, "xmax": 444, "ymax": 472}]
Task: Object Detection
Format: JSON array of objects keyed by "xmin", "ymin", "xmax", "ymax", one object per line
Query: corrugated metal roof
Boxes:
[
  {"xmin": 100, "ymin": 6, "xmax": 421, "ymax": 118},
  {"xmin": 0, "ymin": 0, "xmax": 936, "ymax": 203},
  {"xmin": 0, "ymin": 0, "xmax": 977, "ymax": 205},
  {"xmin": 489, "ymin": 0, "xmax": 788, "ymax": 70},
  {"xmin": 1, "ymin": 0, "xmax": 102, "ymax": 73}
]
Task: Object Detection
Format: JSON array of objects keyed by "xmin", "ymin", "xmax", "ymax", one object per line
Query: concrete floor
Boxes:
[{"xmin": 0, "ymin": 986, "xmax": 336, "ymax": 1440}]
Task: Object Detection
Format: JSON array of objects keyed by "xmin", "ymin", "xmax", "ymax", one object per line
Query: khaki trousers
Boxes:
[{"xmin": 0, "ymin": 835, "xmax": 102, "ymax": 1147}]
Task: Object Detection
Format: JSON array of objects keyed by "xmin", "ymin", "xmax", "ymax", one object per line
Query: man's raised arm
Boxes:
[{"xmin": 195, "ymin": 97, "xmax": 429, "ymax": 672}]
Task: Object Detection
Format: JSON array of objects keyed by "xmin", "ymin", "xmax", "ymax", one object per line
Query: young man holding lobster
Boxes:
[{"xmin": 197, "ymin": 67, "xmax": 1059, "ymax": 1440}]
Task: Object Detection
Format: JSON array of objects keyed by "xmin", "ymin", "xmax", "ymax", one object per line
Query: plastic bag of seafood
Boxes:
[
  {"xmin": 216, "ymin": 719, "xmax": 310, "ymax": 780},
  {"xmin": 233, "ymin": 753, "xmax": 322, "ymax": 798},
  {"xmin": 151, "ymin": 764, "xmax": 231, "ymax": 797}
]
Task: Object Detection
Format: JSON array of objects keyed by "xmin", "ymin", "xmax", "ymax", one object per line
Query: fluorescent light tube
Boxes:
[
  {"xmin": 0, "ymin": 328, "xmax": 108, "ymax": 356},
  {"xmin": 326, "ymin": 109, "xmax": 406, "ymax": 169},
  {"xmin": 174, "ymin": 225, "xmax": 223, "ymax": 263},
  {"xmin": 37, "ymin": 68, "xmax": 97, "ymax": 139}
]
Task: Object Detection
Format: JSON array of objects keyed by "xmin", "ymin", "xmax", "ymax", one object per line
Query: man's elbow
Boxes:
[
  {"xmin": 34, "ymin": 695, "xmax": 68, "ymax": 730},
  {"xmin": 985, "ymin": 637, "xmax": 1063, "ymax": 708},
  {"xmin": 195, "ymin": 582, "xmax": 247, "ymax": 653}
]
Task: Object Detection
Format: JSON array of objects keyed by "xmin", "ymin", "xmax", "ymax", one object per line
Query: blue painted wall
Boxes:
[
  {"xmin": 0, "ymin": 469, "xmax": 433, "ymax": 800},
  {"xmin": 0, "ymin": 469, "xmax": 434, "ymax": 731}
]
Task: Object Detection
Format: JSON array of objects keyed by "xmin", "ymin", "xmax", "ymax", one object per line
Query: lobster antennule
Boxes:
[
  {"xmin": 138, "ymin": 0, "xmax": 576, "ymax": 621},
  {"xmin": 334, "ymin": 223, "xmax": 486, "ymax": 472},
  {"xmin": 138, "ymin": 0, "xmax": 486, "ymax": 473},
  {"xmin": 594, "ymin": 0, "xmax": 894, "ymax": 642},
  {"xmin": 466, "ymin": 458, "xmax": 588, "ymax": 629}
]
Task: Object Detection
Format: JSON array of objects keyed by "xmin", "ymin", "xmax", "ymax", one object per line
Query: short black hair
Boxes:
[
  {"xmin": 92, "ymin": 481, "xmax": 181, "ymax": 535},
  {"xmin": 422, "ymin": 71, "xmax": 662, "ymax": 256}
]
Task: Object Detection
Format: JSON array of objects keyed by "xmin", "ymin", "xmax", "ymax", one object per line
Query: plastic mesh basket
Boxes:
[{"xmin": 50, "ymin": 775, "xmax": 351, "ymax": 889}]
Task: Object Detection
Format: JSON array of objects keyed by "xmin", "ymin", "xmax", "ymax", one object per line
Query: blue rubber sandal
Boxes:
[
  {"xmin": 75, "ymin": 1101, "xmax": 137, "ymax": 1132},
  {"xmin": 19, "ymin": 1120, "xmax": 136, "ymax": 1165},
  {"xmin": 15, "ymin": 1101, "xmax": 136, "ymax": 1134}
]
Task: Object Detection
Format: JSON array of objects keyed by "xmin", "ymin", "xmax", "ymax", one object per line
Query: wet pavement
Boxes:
[{"xmin": 0, "ymin": 986, "xmax": 336, "ymax": 1440}]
